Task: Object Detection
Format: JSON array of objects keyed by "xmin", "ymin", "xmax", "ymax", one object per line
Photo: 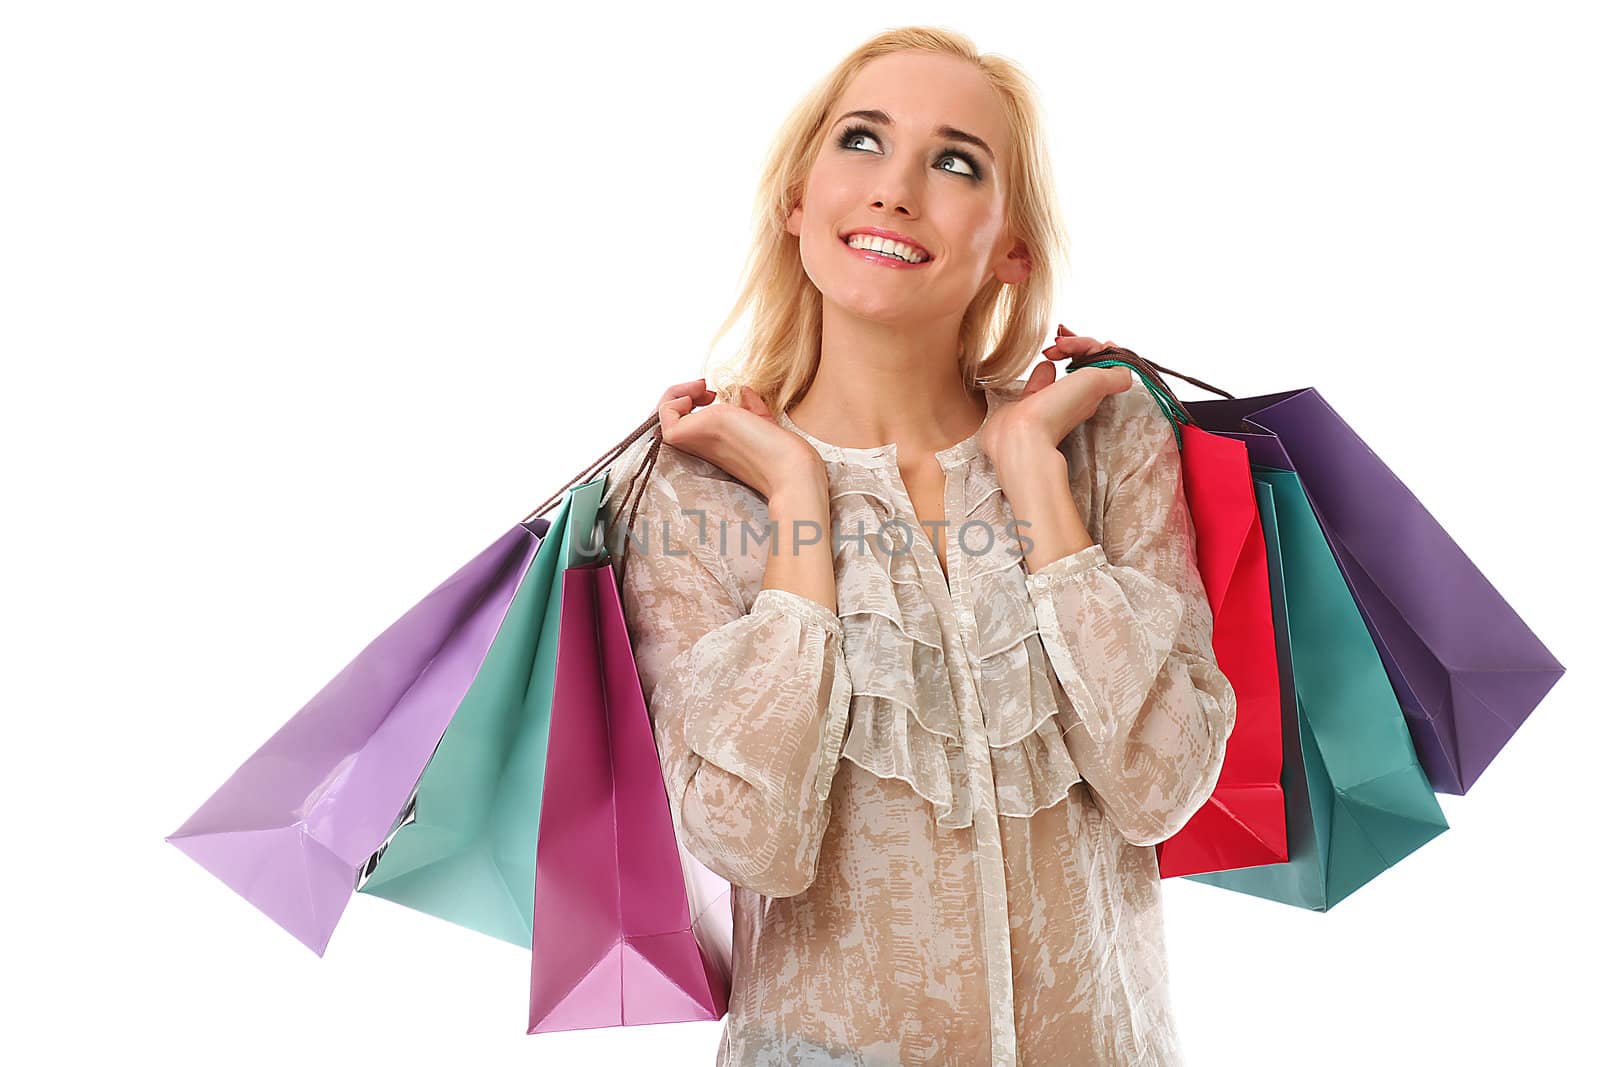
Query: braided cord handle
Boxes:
[
  {"xmin": 520, "ymin": 409, "xmax": 666, "ymax": 592},
  {"xmin": 1062, "ymin": 345, "xmax": 1237, "ymax": 450}
]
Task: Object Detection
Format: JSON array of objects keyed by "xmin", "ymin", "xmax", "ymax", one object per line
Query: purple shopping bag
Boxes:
[
  {"xmin": 1182, "ymin": 385, "xmax": 1565, "ymax": 794},
  {"xmin": 166, "ymin": 520, "xmax": 548, "ymax": 954}
]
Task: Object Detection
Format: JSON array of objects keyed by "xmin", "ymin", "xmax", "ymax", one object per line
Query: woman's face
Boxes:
[{"xmin": 787, "ymin": 51, "xmax": 1031, "ymax": 327}]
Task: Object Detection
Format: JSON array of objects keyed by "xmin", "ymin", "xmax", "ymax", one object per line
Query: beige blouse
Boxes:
[{"xmin": 597, "ymin": 379, "xmax": 1237, "ymax": 1066}]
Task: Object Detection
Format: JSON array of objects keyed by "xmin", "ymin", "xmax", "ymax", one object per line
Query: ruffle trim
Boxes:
[{"xmin": 826, "ymin": 465, "xmax": 1084, "ymax": 828}]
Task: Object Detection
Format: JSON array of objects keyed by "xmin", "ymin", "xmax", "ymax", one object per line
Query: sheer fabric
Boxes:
[{"xmin": 598, "ymin": 380, "xmax": 1237, "ymax": 1066}]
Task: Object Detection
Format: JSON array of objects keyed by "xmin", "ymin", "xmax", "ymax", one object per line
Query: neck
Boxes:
[{"xmin": 786, "ymin": 306, "xmax": 986, "ymax": 455}]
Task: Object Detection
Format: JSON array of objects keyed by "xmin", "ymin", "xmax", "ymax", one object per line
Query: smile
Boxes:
[{"xmin": 839, "ymin": 235, "xmax": 933, "ymax": 269}]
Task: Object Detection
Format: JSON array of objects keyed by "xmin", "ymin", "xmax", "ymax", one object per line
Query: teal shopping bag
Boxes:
[
  {"xmin": 1185, "ymin": 469, "xmax": 1448, "ymax": 910},
  {"xmin": 355, "ymin": 477, "xmax": 611, "ymax": 945}
]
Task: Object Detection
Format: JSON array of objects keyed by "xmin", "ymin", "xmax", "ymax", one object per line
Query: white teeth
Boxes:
[{"xmin": 845, "ymin": 234, "xmax": 928, "ymax": 263}]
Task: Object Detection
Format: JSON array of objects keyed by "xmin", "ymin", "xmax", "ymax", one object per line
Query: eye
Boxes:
[
  {"xmin": 836, "ymin": 123, "xmax": 983, "ymax": 181},
  {"xmin": 837, "ymin": 123, "xmax": 881, "ymax": 153},
  {"xmin": 937, "ymin": 152, "xmax": 981, "ymax": 179}
]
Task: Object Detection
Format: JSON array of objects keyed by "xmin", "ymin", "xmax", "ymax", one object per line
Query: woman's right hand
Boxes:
[{"xmin": 657, "ymin": 378, "xmax": 824, "ymax": 500}]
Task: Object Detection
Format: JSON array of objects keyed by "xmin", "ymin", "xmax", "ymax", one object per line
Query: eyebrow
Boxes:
[{"xmin": 831, "ymin": 108, "xmax": 995, "ymax": 163}]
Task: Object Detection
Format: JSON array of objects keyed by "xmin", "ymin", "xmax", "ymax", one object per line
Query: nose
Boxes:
[
  {"xmin": 869, "ymin": 160, "xmax": 922, "ymax": 218},
  {"xmin": 871, "ymin": 199, "xmax": 915, "ymax": 216}
]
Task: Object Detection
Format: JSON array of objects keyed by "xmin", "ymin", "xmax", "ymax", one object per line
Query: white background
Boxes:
[{"xmin": 4, "ymin": 2, "xmax": 1594, "ymax": 1064}]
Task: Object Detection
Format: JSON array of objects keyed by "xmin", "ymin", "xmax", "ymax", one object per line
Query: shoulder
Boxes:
[
  {"xmin": 1048, "ymin": 371, "xmax": 1179, "ymax": 489},
  {"xmin": 601, "ymin": 428, "xmax": 757, "ymax": 515},
  {"xmin": 601, "ymin": 428, "xmax": 761, "ymax": 556},
  {"xmin": 1097, "ymin": 376, "xmax": 1176, "ymax": 452}
]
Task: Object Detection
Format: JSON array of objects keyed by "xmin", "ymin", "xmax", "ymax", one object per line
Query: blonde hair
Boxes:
[{"xmin": 700, "ymin": 25, "xmax": 1070, "ymax": 415}]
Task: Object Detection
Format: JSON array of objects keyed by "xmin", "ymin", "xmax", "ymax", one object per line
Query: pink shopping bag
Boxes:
[{"xmin": 527, "ymin": 557, "xmax": 732, "ymax": 1034}]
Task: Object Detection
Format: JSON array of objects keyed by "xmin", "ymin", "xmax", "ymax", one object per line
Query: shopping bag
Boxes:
[
  {"xmin": 1064, "ymin": 355, "xmax": 1287, "ymax": 877},
  {"xmin": 1185, "ymin": 388, "xmax": 1565, "ymax": 794},
  {"xmin": 527, "ymin": 550, "xmax": 731, "ymax": 1033},
  {"xmin": 1185, "ymin": 468, "xmax": 1449, "ymax": 909},
  {"xmin": 354, "ymin": 481, "xmax": 602, "ymax": 945},
  {"xmin": 165, "ymin": 521, "xmax": 547, "ymax": 954},
  {"xmin": 358, "ymin": 438, "xmax": 735, "ymax": 1002}
]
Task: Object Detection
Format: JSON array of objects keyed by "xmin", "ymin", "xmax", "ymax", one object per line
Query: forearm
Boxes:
[
  {"xmin": 761, "ymin": 462, "xmax": 839, "ymax": 614},
  {"xmin": 993, "ymin": 442, "xmax": 1096, "ymax": 575},
  {"xmin": 998, "ymin": 426, "xmax": 1234, "ymax": 846}
]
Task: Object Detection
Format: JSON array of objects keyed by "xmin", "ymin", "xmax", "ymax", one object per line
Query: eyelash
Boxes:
[{"xmin": 835, "ymin": 123, "xmax": 983, "ymax": 181}]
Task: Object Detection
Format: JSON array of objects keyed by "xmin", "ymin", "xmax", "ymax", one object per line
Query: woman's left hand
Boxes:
[{"xmin": 979, "ymin": 325, "xmax": 1134, "ymax": 472}]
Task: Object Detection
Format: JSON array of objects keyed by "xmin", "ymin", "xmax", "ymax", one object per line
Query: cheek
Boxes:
[
  {"xmin": 800, "ymin": 166, "xmax": 853, "ymax": 230},
  {"xmin": 950, "ymin": 206, "xmax": 1005, "ymax": 255},
  {"xmin": 943, "ymin": 210, "xmax": 1008, "ymax": 282},
  {"xmin": 795, "ymin": 177, "xmax": 856, "ymax": 267}
]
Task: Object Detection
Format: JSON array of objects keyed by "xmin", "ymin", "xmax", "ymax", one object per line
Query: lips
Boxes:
[
  {"xmin": 839, "ymin": 227, "xmax": 933, "ymax": 262},
  {"xmin": 839, "ymin": 237, "xmax": 934, "ymax": 268},
  {"xmin": 838, "ymin": 236, "xmax": 934, "ymax": 269}
]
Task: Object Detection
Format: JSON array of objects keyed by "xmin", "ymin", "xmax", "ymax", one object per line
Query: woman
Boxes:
[{"xmin": 599, "ymin": 27, "xmax": 1236, "ymax": 1067}]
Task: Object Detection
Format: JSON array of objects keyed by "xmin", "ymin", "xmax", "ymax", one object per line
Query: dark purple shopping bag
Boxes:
[{"xmin": 1177, "ymin": 384, "xmax": 1565, "ymax": 794}]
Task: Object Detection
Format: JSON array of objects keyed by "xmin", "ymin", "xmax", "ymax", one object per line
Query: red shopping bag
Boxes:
[
  {"xmin": 1160, "ymin": 417, "xmax": 1288, "ymax": 876},
  {"xmin": 1068, "ymin": 350, "xmax": 1288, "ymax": 878},
  {"xmin": 527, "ymin": 555, "xmax": 732, "ymax": 1034}
]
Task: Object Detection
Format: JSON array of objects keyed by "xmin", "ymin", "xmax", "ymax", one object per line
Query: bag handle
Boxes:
[
  {"xmin": 1131, "ymin": 353, "xmax": 1236, "ymax": 402},
  {"xmin": 521, "ymin": 410, "xmax": 666, "ymax": 591},
  {"xmin": 1063, "ymin": 345, "xmax": 1236, "ymax": 450},
  {"xmin": 522, "ymin": 411, "xmax": 661, "ymax": 523}
]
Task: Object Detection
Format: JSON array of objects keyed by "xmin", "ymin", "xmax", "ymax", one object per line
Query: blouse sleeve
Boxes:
[
  {"xmin": 606, "ymin": 448, "xmax": 854, "ymax": 898},
  {"xmin": 1022, "ymin": 397, "xmax": 1238, "ymax": 847}
]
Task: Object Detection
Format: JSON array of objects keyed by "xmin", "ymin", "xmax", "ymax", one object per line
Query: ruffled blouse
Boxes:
[{"xmin": 598, "ymin": 379, "xmax": 1237, "ymax": 1066}]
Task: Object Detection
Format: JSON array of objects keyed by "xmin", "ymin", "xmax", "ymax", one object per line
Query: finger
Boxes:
[
  {"xmin": 658, "ymin": 378, "xmax": 713, "ymax": 407},
  {"xmin": 738, "ymin": 385, "xmax": 774, "ymax": 417},
  {"xmin": 1042, "ymin": 335, "xmax": 1108, "ymax": 359},
  {"xmin": 1021, "ymin": 359, "xmax": 1056, "ymax": 397},
  {"xmin": 658, "ymin": 393, "xmax": 697, "ymax": 433},
  {"xmin": 658, "ymin": 379, "xmax": 701, "ymax": 405},
  {"xmin": 1056, "ymin": 324, "xmax": 1076, "ymax": 337}
]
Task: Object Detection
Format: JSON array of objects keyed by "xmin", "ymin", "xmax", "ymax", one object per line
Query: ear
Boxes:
[
  {"xmin": 785, "ymin": 199, "xmax": 803, "ymax": 238},
  {"xmin": 993, "ymin": 235, "xmax": 1033, "ymax": 285}
]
